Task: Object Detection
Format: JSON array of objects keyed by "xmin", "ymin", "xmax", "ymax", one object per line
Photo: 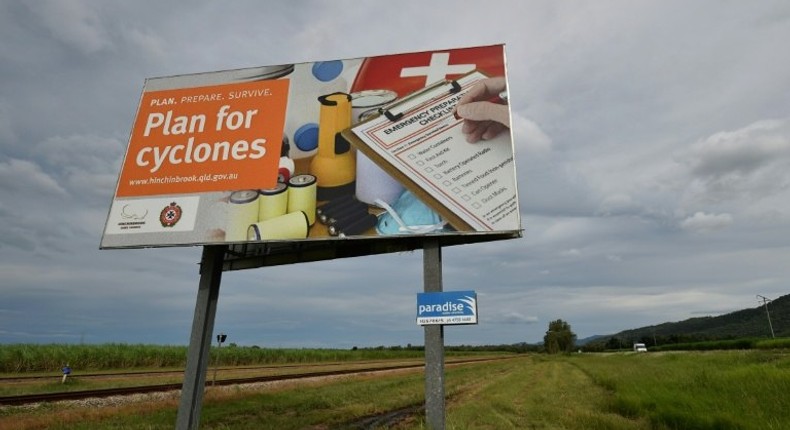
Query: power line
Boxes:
[{"xmin": 756, "ymin": 295, "xmax": 775, "ymax": 339}]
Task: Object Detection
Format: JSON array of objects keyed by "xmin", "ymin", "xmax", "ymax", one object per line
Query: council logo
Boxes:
[{"xmin": 159, "ymin": 202, "xmax": 183, "ymax": 227}]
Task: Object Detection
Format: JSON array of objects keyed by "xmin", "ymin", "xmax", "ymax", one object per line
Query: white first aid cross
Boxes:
[{"xmin": 399, "ymin": 53, "xmax": 475, "ymax": 87}]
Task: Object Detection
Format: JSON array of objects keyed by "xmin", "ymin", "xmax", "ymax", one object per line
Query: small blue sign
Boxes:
[{"xmin": 416, "ymin": 290, "xmax": 478, "ymax": 326}]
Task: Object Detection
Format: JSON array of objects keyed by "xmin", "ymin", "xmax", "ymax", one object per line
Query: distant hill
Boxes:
[
  {"xmin": 576, "ymin": 334, "xmax": 608, "ymax": 346},
  {"xmin": 585, "ymin": 293, "xmax": 790, "ymax": 350}
]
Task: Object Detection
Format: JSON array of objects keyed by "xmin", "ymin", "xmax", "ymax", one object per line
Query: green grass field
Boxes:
[
  {"xmin": 1, "ymin": 350, "xmax": 788, "ymax": 429},
  {"xmin": 0, "ymin": 343, "xmax": 440, "ymax": 373},
  {"xmin": 568, "ymin": 351, "xmax": 790, "ymax": 430}
]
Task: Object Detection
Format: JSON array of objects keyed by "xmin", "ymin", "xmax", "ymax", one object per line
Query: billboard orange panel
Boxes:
[{"xmin": 117, "ymin": 80, "xmax": 289, "ymax": 197}]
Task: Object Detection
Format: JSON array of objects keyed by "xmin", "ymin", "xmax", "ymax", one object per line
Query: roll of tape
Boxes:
[
  {"xmin": 350, "ymin": 89, "xmax": 397, "ymax": 124},
  {"xmin": 355, "ymin": 151, "xmax": 405, "ymax": 207},
  {"xmin": 350, "ymin": 89, "xmax": 404, "ymax": 206}
]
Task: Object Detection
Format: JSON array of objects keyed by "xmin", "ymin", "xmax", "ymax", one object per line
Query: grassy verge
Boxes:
[
  {"xmin": 1, "ymin": 366, "xmax": 431, "ymax": 430},
  {"xmin": 4, "ymin": 357, "xmax": 639, "ymax": 430},
  {"xmin": 2, "ymin": 351, "xmax": 788, "ymax": 429},
  {"xmin": 440, "ymin": 356, "xmax": 647, "ymax": 429},
  {"xmin": 567, "ymin": 350, "xmax": 790, "ymax": 430},
  {"xmin": 647, "ymin": 337, "xmax": 790, "ymax": 352}
]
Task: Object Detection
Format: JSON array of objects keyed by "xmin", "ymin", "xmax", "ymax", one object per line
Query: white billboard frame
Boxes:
[{"xmin": 101, "ymin": 44, "xmax": 522, "ymax": 256}]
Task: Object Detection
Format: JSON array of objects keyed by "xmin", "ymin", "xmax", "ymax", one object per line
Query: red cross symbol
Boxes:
[
  {"xmin": 399, "ymin": 52, "xmax": 475, "ymax": 87},
  {"xmin": 350, "ymin": 45, "xmax": 506, "ymax": 98}
]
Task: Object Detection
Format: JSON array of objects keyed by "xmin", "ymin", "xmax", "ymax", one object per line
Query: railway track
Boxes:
[
  {"xmin": 0, "ymin": 357, "xmax": 511, "ymax": 406},
  {"xmin": 0, "ymin": 360, "xmax": 388, "ymax": 383}
]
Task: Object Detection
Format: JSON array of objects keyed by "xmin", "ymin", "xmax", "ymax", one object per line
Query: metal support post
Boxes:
[
  {"xmin": 176, "ymin": 245, "xmax": 226, "ymax": 430},
  {"xmin": 423, "ymin": 239, "xmax": 445, "ymax": 430}
]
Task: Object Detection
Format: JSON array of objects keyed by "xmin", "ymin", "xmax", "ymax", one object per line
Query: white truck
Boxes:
[{"xmin": 633, "ymin": 343, "xmax": 648, "ymax": 352}]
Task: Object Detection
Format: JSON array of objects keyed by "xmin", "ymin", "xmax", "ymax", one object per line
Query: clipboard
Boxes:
[
  {"xmin": 341, "ymin": 70, "xmax": 519, "ymax": 233},
  {"xmin": 381, "ymin": 79, "xmax": 462, "ymax": 122},
  {"xmin": 342, "ymin": 77, "xmax": 472, "ymax": 231}
]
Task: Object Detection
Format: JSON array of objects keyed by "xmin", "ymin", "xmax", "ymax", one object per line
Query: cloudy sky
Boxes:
[{"xmin": 2, "ymin": 1, "xmax": 789, "ymax": 348}]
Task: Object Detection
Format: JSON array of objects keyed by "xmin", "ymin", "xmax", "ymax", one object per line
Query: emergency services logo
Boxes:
[{"xmin": 159, "ymin": 202, "xmax": 183, "ymax": 227}]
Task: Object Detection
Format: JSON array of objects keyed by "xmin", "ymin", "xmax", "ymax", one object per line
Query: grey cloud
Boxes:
[
  {"xmin": 2, "ymin": 1, "xmax": 790, "ymax": 347},
  {"xmin": 0, "ymin": 158, "xmax": 65, "ymax": 196},
  {"xmin": 32, "ymin": 134, "xmax": 125, "ymax": 203},
  {"xmin": 25, "ymin": 0, "xmax": 114, "ymax": 55},
  {"xmin": 35, "ymin": 134, "xmax": 125, "ymax": 171},
  {"xmin": 511, "ymin": 111, "xmax": 552, "ymax": 154},
  {"xmin": 680, "ymin": 212, "xmax": 734, "ymax": 233},
  {"xmin": 678, "ymin": 118, "xmax": 790, "ymax": 205},
  {"xmin": 686, "ymin": 120, "xmax": 790, "ymax": 178},
  {"xmin": 496, "ymin": 312, "xmax": 539, "ymax": 325}
]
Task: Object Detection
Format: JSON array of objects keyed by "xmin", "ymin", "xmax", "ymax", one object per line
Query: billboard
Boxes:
[
  {"xmin": 417, "ymin": 291, "xmax": 478, "ymax": 326},
  {"xmin": 101, "ymin": 44, "xmax": 520, "ymax": 249}
]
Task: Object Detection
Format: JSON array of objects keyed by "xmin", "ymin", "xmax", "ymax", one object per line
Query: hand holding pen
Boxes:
[{"xmin": 454, "ymin": 77, "xmax": 510, "ymax": 143}]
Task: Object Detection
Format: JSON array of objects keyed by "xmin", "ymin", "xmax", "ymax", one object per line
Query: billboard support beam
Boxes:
[
  {"xmin": 176, "ymin": 245, "xmax": 227, "ymax": 430},
  {"xmin": 423, "ymin": 239, "xmax": 445, "ymax": 430}
]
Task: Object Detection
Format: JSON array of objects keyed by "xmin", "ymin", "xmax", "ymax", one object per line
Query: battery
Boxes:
[
  {"xmin": 258, "ymin": 182, "xmax": 288, "ymax": 221},
  {"xmin": 316, "ymin": 194, "xmax": 356, "ymax": 221},
  {"xmin": 329, "ymin": 213, "xmax": 377, "ymax": 237},
  {"xmin": 319, "ymin": 197, "xmax": 366, "ymax": 224},
  {"xmin": 247, "ymin": 211, "xmax": 309, "ymax": 241},
  {"xmin": 287, "ymin": 174, "xmax": 317, "ymax": 225},
  {"xmin": 324, "ymin": 200, "xmax": 369, "ymax": 226},
  {"xmin": 226, "ymin": 190, "xmax": 259, "ymax": 242}
]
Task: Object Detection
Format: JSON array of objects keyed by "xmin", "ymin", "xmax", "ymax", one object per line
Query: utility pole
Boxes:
[{"xmin": 756, "ymin": 295, "xmax": 775, "ymax": 339}]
